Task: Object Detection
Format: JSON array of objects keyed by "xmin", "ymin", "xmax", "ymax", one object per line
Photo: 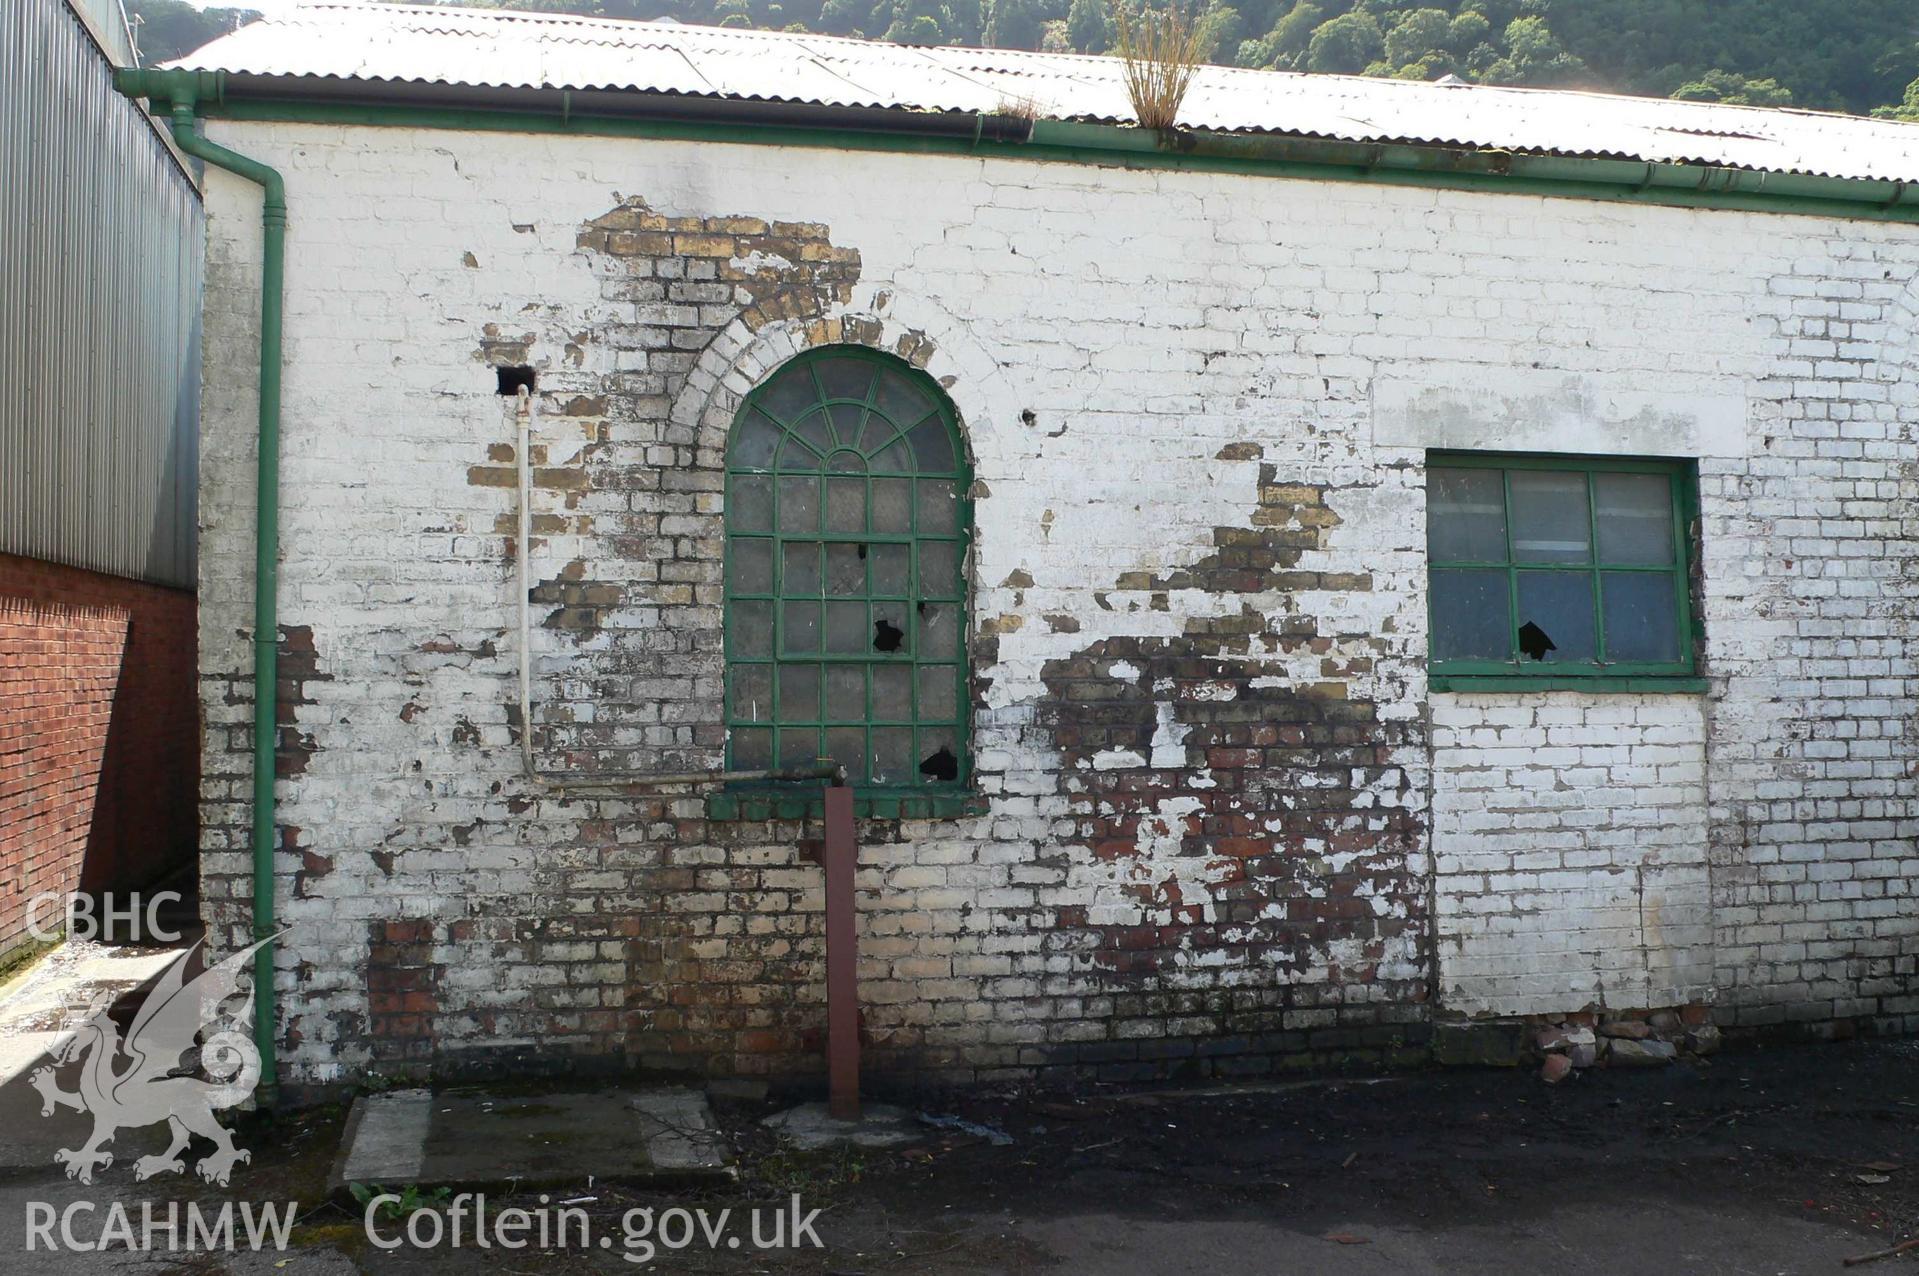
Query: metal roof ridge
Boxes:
[{"xmin": 218, "ymin": 5, "xmax": 1919, "ymax": 135}]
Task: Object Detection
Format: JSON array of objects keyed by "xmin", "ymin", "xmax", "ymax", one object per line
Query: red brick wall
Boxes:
[{"xmin": 0, "ymin": 554, "xmax": 197, "ymax": 958}]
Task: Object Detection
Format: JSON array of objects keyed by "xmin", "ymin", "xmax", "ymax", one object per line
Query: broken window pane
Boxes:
[
  {"xmin": 731, "ymin": 665, "xmax": 772, "ymax": 722},
  {"xmin": 1427, "ymin": 468, "xmax": 1507, "ymax": 562},
  {"xmin": 918, "ymin": 602, "xmax": 958, "ymax": 659},
  {"xmin": 782, "ymin": 601, "xmax": 819, "ymax": 655},
  {"xmin": 1509, "ymin": 471, "xmax": 1590, "ymax": 563},
  {"xmin": 870, "ymin": 543, "xmax": 910, "ymax": 595},
  {"xmin": 917, "ymin": 665, "xmax": 958, "ymax": 720},
  {"xmin": 871, "ymin": 610, "xmax": 906, "ymax": 653},
  {"xmin": 732, "ymin": 727, "xmax": 773, "ymax": 770},
  {"xmin": 871, "ymin": 478, "xmax": 912, "ymax": 533},
  {"xmin": 782, "ymin": 543, "xmax": 820, "ymax": 596},
  {"xmin": 825, "ymin": 601, "xmax": 867, "ymax": 654},
  {"xmin": 907, "ymin": 415, "xmax": 955, "ymax": 471},
  {"xmin": 825, "ymin": 543, "xmax": 864, "ymax": 596},
  {"xmin": 918, "ymin": 479, "xmax": 958, "ymax": 535},
  {"xmin": 732, "ymin": 601, "xmax": 774, "ymax": 659},
  {"xmin": 873, "ymin": 665, "xmax": 913, "ymax": 721},
  {"xmin": 778, "ymin": 475, "xmax": 819, "ymax": 534},
  {"xmin": 1595, "ymin": 473, "xmax": 1674, "ymax": 565},
  {"xmin": 731, "ymin": 538, "xmax": 774, "ymax": 595},
  {"xmin": 1515, "ymin": 571, "xmax": 1596, "ymax": 663},
  {"xmin": 729, "ymin": 411, "xmax": 780, "ymax": 468},
  {"xmin": 825, "ymin": 666, "xmax": 866, "ymax": 722},
  {"xmin": 870, "ymin": 727, "xmax": 913, "ymax": 784},
  {"xmin": 917, "ymin": 727, "xmax": 960, "ymax": 783},
  {"xmin": 918, "ymin": 542, "xmax": 960, "ymax": 596},
  {"xmin": 777, "ymin": 664, "xmax": 819, "ymax": 721},
  {"xmin": 1602, "ymin": 572, "xmax": 1681, "ymax": 661},
  {"xmin": 1429, "ymin": 569, "xmax": 1509, "ymax": 661},
  {"xmin": 730, "ymin": 474, "xmax": 774, "ymax": 532},
  {"xmin": 825, "ymin": 476, "xmax": 865, "ymax": 533}
]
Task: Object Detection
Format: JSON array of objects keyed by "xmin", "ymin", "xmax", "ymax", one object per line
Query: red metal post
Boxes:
[{"xmin": 823, "ymin": 782, "xmax": 859, "ymax": 1120}]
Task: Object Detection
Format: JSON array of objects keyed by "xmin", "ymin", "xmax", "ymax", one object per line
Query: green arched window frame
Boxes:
[{"xmin": 715, "ymin": 346, "xmax": 975, "ymax": 820}]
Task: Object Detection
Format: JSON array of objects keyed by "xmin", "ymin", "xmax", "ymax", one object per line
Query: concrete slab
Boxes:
[
  {"xmin": 0, "ymin": 1032, "xmax": 94, "ymax": 1172},
  {"xmin": 761, "ymin": 1101, "xmax": 924, "ymax": 1150},
  {"xmin": 333, "ymin": 1088, "xmax": 434, "ymax": 1183},
  {"xmin": 0, "ymin": 940, "xmax": 190, "ymax": 1173},
  {"xmin": 329, "ymin": 1086, "xmax": 735, "ymax": 1194}
]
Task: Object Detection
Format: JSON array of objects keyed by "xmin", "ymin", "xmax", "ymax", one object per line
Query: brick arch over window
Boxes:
[{"xmin": 722, "ymin": 346, "xmax": 972, "ymax": 797}]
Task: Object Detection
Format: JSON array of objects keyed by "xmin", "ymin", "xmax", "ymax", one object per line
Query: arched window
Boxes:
[{"xmin": 723, "ymin": 348, "xmax": 969, "ymax": 796}]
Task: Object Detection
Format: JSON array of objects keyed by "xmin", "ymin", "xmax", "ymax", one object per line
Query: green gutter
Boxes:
[
  {"xmin": 118, "ymin": 69, "xmax": 285, "ymax": 1101},
  {"xmin": 150, "ymin": 73, "xmax": 1919, "ymax": 223}
]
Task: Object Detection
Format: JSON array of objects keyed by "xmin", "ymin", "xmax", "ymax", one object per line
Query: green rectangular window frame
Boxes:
[{"xmin": 1426, "ymin": 451, "xmax": 1705, "ymax": 693}]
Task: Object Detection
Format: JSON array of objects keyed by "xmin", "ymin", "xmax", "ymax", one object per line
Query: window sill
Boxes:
[
  {"xmin": 704, "ymin": 787, "xmax": 988, "ymax": 821},
  {"xmin": 1430, "ymin": 674, "xmax": 1708, "ymax": 694}
]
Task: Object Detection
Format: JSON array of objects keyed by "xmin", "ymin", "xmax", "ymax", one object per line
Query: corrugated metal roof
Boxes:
[{"xmin": 172, "ymin": 1, "xmax": 1919, "ymax": 185}]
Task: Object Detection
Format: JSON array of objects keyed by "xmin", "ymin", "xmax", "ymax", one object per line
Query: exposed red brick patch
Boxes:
[
  {"xmin": 275, "ymin": 625, "xmax": 330, "ymax": 779},
  {"xmin": 1039, "ymin": 477, "xmax": 1426, "ymax": 1013},
  {"xmin": 0, "ymin": 554, "xmax": 197, "ymax": 958}
]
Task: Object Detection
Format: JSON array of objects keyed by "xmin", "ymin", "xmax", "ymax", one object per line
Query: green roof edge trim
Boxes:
[{"xmin": 117, "ymin": 68, "xmax": 1919, "ymax": 224}]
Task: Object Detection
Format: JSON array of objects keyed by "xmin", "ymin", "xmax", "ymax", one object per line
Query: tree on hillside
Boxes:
[
  {"xmin": 817, "ymin": 0, "xmax": 870, "ymax": 34},
  {"xmin": 1195, "ymin": 3, "xmax": 1245, "ymax": 61},
  {"xmin": 1447, "ymin": 9, "xmax": 1488, "ymax": 50},
  {"xmin": 983, "ymin": 0, "xmax": 1043, "ymax": 49},
  {"xmin": 1476, "ymin": 15, "xmax": 1583, "ymax": 86},
  {"xmin": 1305, "ymin": 10, "xmax": 1380, "ymax": 74},
  {"xmin": 879, "ymin": 0, "xmax": 948, "ymax": 42},
  {"xmin": 1238, "ymin": 1, "xmax": 1320, "ymax": 70},
  {"xmin": 1873, "ymin": 77, "xmax": 1919, "ymax": 123},
  {"xmin": 1065, "ymin": 0, "xmax": 1111, "ymax": 53},
  {"xmin": 1382, "ymin": 8, "xmax": 1448, "ymax": 70},
  {"xmin": 1672, "ymin": 69, "xmax": 1793, "ymax": 107}
]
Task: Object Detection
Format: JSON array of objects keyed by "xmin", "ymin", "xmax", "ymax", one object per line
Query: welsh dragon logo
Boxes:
[{"xmin": 29, "ymin": 936, "xmax": 278, "ymax": 1186}]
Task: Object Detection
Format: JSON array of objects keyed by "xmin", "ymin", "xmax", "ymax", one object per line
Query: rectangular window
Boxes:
[{"xmin": 1426, "ymin": 454, "xmax": 1697, "ymax": 687}]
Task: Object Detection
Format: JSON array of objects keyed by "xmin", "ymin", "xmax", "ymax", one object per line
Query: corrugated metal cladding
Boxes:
[
  {"xmin": 180, "ymin": 2, "xmax": 1919, "ymax": 185},
  {"xmin": 2, "ymin": 0, "xmax": 202, "ymax": 588}
]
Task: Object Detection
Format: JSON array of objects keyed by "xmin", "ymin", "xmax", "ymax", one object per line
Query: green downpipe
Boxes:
[{"xmin": 125, "ymin": 73, "xmax": 286, "ymax": 1101}]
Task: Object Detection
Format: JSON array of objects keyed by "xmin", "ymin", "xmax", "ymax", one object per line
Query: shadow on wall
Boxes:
[{"xmin": 0, "ymin": 554, "xmax": 199, "ymax": 959}]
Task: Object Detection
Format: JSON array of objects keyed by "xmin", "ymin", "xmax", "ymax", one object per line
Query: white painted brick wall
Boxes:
[
  {"xmin": 189, "ymin": 120, "xmax": 1919, "ymax": 1085},
  {"xmin": 1432, "ymin": 694, "xmax": 1714, "ymax": 1016}
]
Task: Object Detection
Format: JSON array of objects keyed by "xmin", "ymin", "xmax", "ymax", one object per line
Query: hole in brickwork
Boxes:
[{"xmin": 496, "ymin": 365, "xmax": 537, "ymax": 396}]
